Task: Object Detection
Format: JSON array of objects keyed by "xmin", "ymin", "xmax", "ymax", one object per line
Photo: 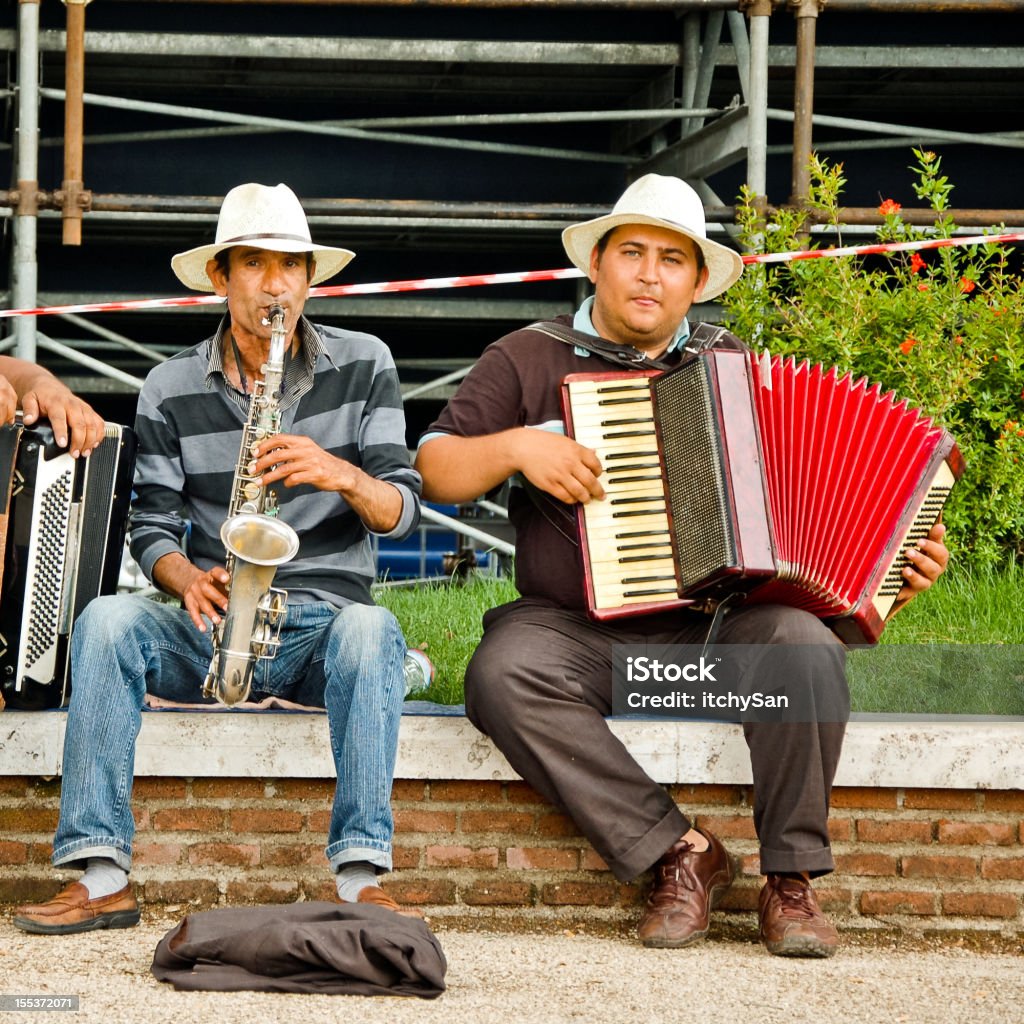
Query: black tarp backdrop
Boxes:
[{"xmin": 1, "ymin": 4, "xmax": 1021, "ymax": 436}]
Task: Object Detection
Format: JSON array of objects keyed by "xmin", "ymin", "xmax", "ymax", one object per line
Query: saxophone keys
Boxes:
[{"xmin": 261, "ymin": 589, "xmax": 287, "ymax": 624}]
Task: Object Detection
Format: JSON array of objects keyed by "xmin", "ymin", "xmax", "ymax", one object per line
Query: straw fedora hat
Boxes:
[
  {"xmin": 171, "ymin": 182, "xmax": 355, "ymax": 292},
  {"xmin": 561, "ymin": 173, "xmax": 744, "ymax": 300}
]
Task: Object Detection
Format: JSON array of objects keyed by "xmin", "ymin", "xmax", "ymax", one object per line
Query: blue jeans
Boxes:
[{"xmin": 53, "ymin": 595, "xmax": 406, "ymax": 875}]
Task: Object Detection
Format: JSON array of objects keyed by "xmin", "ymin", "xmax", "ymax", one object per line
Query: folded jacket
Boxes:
[{"xmin": 151, "ymin": 901, "xmax": 447, "ymax": 998}]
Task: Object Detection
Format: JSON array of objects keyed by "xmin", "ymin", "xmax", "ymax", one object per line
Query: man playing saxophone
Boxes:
[{"xmin": 13, "ymin": 182, "xmax": 424, "ymax": 935}]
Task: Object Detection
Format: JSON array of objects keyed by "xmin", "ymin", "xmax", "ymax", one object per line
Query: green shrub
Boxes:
[{"xmin": 720, "ymin": 149, "xmax": 1024, "ymax": 569}]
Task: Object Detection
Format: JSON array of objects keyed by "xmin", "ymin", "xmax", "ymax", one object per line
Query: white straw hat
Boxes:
[
  {"xmin": 561, "ymin": 173, "xmax": 744, "ymax": 300},
  {"xmin": 171, "ymin": 182, "xmax": 355, "ymax": 292}
]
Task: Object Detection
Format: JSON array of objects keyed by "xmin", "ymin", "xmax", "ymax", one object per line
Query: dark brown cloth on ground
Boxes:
[{"xmin": 151, "ymin": 901, "xmax": 447, "ymax": 998}]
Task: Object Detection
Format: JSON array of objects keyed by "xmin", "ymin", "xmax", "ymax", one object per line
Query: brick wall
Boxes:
[{"xmin": 3, "ymin": 773, "xmax": 1023, "ymax": 935}]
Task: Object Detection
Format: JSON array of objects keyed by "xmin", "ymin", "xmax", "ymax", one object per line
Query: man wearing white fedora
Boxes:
[
  {"xmin": 416, "ymin": 173, "xmax": 947, "ymax": 957},
  {"xmin": 14, "ymin": 182, "xmax": 424, "ymax": 934}
]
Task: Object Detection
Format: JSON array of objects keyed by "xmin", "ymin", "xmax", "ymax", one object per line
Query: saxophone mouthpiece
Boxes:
[{"xmin": 261, "ymin": 305, "xmax": 286, "ymax": 327}]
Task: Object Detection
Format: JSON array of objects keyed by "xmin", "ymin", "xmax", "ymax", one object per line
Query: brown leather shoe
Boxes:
[
  {"xmin": 758, "ymin": 874, "xmax": 839, "ymax": 958},
  {"xmin": 637, "ymin": 829, "xmax": 734, "ymax": 948},
  {"xmin": 13, "ymin": 882, "xmax": 139, "ymax": 936},
  {"xmin": 354, "ymin": 885, "xmax": 424, "ymax": 919}
]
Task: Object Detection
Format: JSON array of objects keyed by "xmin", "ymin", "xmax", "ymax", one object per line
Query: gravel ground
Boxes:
[{"xmin": 1, "ymin": 912, "xmax": 1021, "ymax": 1024}]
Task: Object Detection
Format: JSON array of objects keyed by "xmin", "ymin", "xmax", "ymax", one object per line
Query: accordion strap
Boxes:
[
  {"xmin": 524, "ymin": 320, "xmax": 747, "ymax": 370},
  {"xmin": 683, "ymin": 323, "xmax": 748, "ymax": 356}
]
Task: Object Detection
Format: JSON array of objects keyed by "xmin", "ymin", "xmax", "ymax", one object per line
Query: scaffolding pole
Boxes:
[
  {"xmin": 38, "ymin": 88, "xmax": 634, "ymax": 166},
  {"xmin": 419, "ymin": 506, "xmax": 516, "ymax": 559},
  {"xmin": 11, "ymin": 0, "xmax": 40, "ymax": 361},
  {"xmin": 742, "ymin": 1, "xmax": 771, "ymax": 205},
  {"xmin": 35, "ymin": 333, "xmax": 146, "ymax": 390},
  {"xmin": 60, "ymin": 0, "xmax": 91, "ymax": 246},
  {"xmin": 768, "ymin": 109, "xmax": 1024, "ymax": 152},
  {"xmin": 789, "ymin": 0, "xmax": 823, "ymax": 206}
]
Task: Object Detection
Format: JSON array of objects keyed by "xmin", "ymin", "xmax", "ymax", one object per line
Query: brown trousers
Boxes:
[{"xmin": 464, "ymin": 599, "xmax": 848, "ymax": 882}]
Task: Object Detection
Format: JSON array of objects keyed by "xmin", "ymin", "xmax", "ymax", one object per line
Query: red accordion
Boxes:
[{"xmin": 561, "ymin": 348, "xmax": 963, "ymax": 644}]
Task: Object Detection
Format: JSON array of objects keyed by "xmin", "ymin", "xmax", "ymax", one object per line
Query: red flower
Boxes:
[
  {"xmin": 959, "ymin": 276, "xmax": 976, "ymax": 293},
  {"xmin": 917, "ymin": 283, "xmax": 929, "ymax": 292},
  {"xmin": 909, "ymin": 252, "xmax": 926, "ymax": 274},
  {"xmin": 900, "ymin": 337, "xmax": 919, "ymax": 355},
  {"xmin": 878, "ymin": 199, "xmax": 902, "ymax": 216}
]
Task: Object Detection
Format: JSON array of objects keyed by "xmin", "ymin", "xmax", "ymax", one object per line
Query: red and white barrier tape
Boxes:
[
  {"xmin": 1, "ymin": 231, "xmax": 1021, "ymax": 320},
  {"xmin": 744, "ymin": 230, "xmax": 1024, "ymax": 265}
]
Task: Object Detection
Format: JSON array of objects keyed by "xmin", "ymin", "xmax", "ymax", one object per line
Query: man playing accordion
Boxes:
[{"xmin": 415, "ymin": 173, "xmax": 948, "ymax": 957}]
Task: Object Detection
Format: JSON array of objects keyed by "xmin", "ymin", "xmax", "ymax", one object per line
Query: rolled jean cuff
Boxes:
[
  {"xmin": 759, "ymin": 843, "xmax": 834, "ymax": 879},
  {"xmin": 327, "ymin": 842, "xmax": 392, "ymax": 873},
  {"xmin": 53, "ymin": 839, "xmax": 132, "ymax": 874}
]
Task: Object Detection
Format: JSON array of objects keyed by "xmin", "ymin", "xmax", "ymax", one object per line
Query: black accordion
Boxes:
[
  {"xmin": 561, "ymin": 348, "xmax": 962, "ymax": 645},
  {"xmin": 0, "ymin": 421, "xmax": 137, "ymax": 708}
]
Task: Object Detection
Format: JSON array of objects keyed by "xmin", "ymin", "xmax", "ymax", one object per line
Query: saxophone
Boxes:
[{"xmin": 202, "ymin": 304, "xmax": 300, "ymax": 706}]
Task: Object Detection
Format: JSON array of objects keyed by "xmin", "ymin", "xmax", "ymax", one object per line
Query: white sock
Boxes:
[
  {"xmin": 80, "ymin": 857, "xmax": 129, "ymax": 900},
  {"xmin": 335, "ymin": 862, "xmax": 379, "ymax": 903}
]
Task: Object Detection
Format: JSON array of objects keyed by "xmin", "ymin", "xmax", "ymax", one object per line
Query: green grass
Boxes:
[
  {"xmin": 375, "ymin": 575, "xmax": 518, "ymax": 705},
  {"xmin": 873, "ymin": 561, "xmax": 1024, "ymax": 646},
  {"xmin": 849, "ymin": 562, "xmax": 1024, "ymax": 716},
  {"xmin": 377, "ymin": 565, "xmax": 1024, "ymax": 716}
]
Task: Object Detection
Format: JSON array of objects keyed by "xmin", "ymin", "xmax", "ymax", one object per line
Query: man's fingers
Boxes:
[
  {"xmin": 902, "ymin": 547, "xmax": 941, "ymax": 590},
  {"xmin": 64, "ymin": 411, "xmax": 89, "ymax": 457},
  {"xmin": 919, "ymin": 535, "xmax": 949, "ymax": 571},
  {"xmin": 579, "ymin": 445, "xmax": 604, "ymax": 476},
  {"xmin": 5, "ymin": 384, "xmax": 26, "ymax": 424},
  {"xmin": 557, "ymin": 477, "xmax": 594, "ymax": 505},
  {"xmin": 48, "ymin": 412, "xmax": 70, "ymax": 450},
  {"xmin": 69, "ymin": 408, "xmax": 107, "ymax": 457},
  {"xmin": 21, "ymin": 392, "xmax": 44, "ymax": 429},
  {"xmin": 185, "ymin": 570, "xmax": 231, "ymax": 631},
  {"xmin": 187, "ymin": 605, "xmax": 210, "ymax": 633},
  {"xmin": 572, "ymin": 467, "xmax": 605, "ymax": 502}
]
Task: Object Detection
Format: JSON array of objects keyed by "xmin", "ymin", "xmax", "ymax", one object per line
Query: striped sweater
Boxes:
[{"xmin": 129, "ymin": 316, "xmax": 421, "ymax": 608}]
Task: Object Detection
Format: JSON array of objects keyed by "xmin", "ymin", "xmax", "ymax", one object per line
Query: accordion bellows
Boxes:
[{"xmin": 562, "ymin": 348, "xmax": 963, "ymax": 644}]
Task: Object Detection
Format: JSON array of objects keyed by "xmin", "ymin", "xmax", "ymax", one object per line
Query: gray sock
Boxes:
[
  {"xmin": 80, "ymin": 857, "xmax": 129, "ymax": 900},
  {"xmin": 335, "ymin": 862, "xmax": 379, "ymax": 903}
]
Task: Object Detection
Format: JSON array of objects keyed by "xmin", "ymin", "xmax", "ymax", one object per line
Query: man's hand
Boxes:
[
  {"xmin": 252, "ymin": 432, "xmax": 404, "ymax": 534},
  {"xmin": 21, "ymin": 380, "xmax": 106, "ymax": 458},
  {"xmin": 513, "ymin": 430, "xmax": 605, "ymax": 505},
  {"xmin": 251, "ymin": 433, "xmax": 355, "ymax": 493},
  {"xmin": 0, "ymin": 376, "xmax": 18, "ymax": 425},
  {"xmin": 152, "ymin": 552, "xmax": 231, "ymax": 633},
  {"xmin": 416, "ymin": 428, "xmax": 604, "ymax": 506},
  {"xmin": 181, "ymin": 565, "xmax": 231, "ymax": 633},
  {"xmin": 888, "ymin": 521, "xmax": 949, "ymax": 618}
]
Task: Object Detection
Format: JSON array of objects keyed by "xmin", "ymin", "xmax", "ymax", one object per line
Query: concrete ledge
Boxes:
[{"xmin": 2, "ymin": 709, "xmax": 1021, "ymax": 789}]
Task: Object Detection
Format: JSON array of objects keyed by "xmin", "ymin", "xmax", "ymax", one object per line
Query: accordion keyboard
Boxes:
[{"xmin": 564, "ymin": 376, "xmax": 681, "ymax": 611}]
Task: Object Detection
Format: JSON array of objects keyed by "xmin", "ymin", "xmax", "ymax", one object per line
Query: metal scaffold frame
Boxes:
[
  {"xmin": 1, "ymin": 0, "xmax": 1021, "ymax": 569},
  {"xmin": 3, "ymin": 0, "xmax": 1023, "ymax": 378}
]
